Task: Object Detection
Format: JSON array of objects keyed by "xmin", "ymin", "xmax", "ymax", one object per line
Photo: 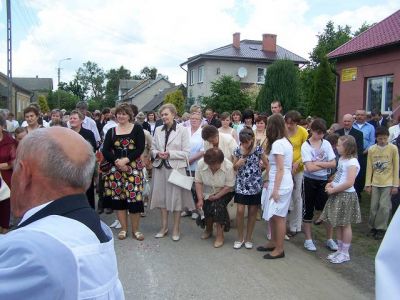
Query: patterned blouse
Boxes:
[{"xmin": 233, "ymin": 145, "xmax": 263, "ymax": 195}]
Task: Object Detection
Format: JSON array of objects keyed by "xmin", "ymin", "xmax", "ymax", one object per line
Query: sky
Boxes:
[{"xmin": 0, "ymin": 0, "xmax": 399, "ymax": 89}]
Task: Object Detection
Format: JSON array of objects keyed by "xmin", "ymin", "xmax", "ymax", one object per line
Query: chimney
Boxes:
[
  {"xmin": 233, "ymin": 32, "xmax": 240, "ymax": 49},
  {"xmin": 262, "ymin": 34, "xmax": 277, "ymax": 52}
]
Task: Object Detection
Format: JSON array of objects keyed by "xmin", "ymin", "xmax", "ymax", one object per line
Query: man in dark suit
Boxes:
[
  {"xmin": 336, "ymin": 113, "xmax": 365, "ymax": 199},
  {"xmin": 0, "ymin": 127, "xmax": 124, "ymax": 299},
  {"xmin": 369, "ymin": 109, "xmax": 388, "ymax": 128}
]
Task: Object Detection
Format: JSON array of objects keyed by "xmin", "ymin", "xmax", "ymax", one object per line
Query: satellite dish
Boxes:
[{"xmin": 237, "ymin": 67, "xmax": 247, "ymax": 79}]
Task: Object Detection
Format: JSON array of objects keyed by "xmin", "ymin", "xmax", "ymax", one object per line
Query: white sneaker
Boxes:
[
  {"xmin": 110, "ymin": 220, "xmax": 119, "ymax": 228},
  {"xmin": 191, "ymin": 212, "xmax": 199, "ymax": 220},
  {"xmin": 114, "ymin": 221, "xmax": 122, "ymax": 229},
  {"xmin": 326, "ymin": 239, "xmax": 338, "ymax": 251},
  {"xmin": 330, "ymin": 252, "xmax": 350, "ymax": 264},
  {"xmin": 327, "ymin": 251, "xmax": 340, "ymax": 261},
  {"xmin": 284, "ymin": 234, "xmax": 290, "ymax": 241},
  {"xmin": 304, "ymin": 240, "xmax": 317, "ymax": 251},
  {"xmin": 181, "ymin": 211, "xmax": 190, "ymax": 217}
]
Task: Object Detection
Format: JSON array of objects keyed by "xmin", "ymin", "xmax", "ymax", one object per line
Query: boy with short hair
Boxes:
[{"xmin": 365, "ymin": 126, "xmax": 399, "ymax": 240}]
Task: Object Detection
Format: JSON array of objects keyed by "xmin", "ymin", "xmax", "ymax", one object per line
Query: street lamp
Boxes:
[{"xmin": 57, "ymin": 57, "xmax": 71, "ymax": 108}]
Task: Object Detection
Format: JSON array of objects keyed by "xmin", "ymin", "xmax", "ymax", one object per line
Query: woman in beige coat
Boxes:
[{"xmin": 150, "ymin": 104, "xmax": 194, "ymax": 241}]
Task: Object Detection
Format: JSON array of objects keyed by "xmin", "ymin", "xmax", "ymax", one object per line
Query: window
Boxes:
[
  {"xmin": 366, "ymin": 75, "xmax": 394, "ymax": 113},
  {"xmin": 216, "ymin": 67, "xmax": 220, "ymax": 75},
  {"xmin": 189, "ymin": 69, "xmax": 194, "ymax": 86},
  {"xmin": 198, "ymin": 65, "xmax": 204, "ymax": 83},
  {"xmin": 257, "ymin": 67, "xmax": 266, "ymax": 83}
]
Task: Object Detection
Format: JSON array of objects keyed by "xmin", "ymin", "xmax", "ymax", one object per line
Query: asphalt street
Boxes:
[{"xmin": 101, "ymin": 206, "xmax": 373, "ymax": 300}]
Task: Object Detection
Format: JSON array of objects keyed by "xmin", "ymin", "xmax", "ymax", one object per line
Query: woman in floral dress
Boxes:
[{"xmin": 102, "ymin": 104, "xmax": 145, "ymax": 240}]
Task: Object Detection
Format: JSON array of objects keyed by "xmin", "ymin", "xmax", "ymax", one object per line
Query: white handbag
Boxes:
[
  {"xmin": 0, "ymin": 176, "xmax": 10, "ymax": 201},
  {"xmin": 167, "ymin": 156, "xmax": 194, "ymax": 190}
]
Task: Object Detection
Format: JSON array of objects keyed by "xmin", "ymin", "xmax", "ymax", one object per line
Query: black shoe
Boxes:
[
  {"xmin": 257, "ymin": 246, "xmax": 275, "ymax": 252},
  {"xmin": 374, "ymin": 230, "xmax": 385, "ymax": 240},
  {"xmin": 263, "ymin": 251, "xmax": 285, "ymax": 259},
  {"xmin": 367, "ymin": 228, "xmax": 377, "ymax": 237}
]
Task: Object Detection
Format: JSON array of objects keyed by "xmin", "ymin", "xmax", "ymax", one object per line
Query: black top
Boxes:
[
  {"xmin": 141, "ymin": 121, "xmax": 151, "ymax": 133},
  {"xmin": 102, "ymin": 125, "xmax": 145, "ymax": 163},
  {"xmin": 78, "ymin": 127, "xmax": 97, "ymax": 152},
  {"xmin": 18, "ymin": 194, "xmax": 109, "ymax": 243}
]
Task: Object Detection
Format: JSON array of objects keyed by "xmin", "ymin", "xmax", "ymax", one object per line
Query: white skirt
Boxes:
[{"xmin": 261, "ymin": 187, "xmax": 293, "ymax": 221}]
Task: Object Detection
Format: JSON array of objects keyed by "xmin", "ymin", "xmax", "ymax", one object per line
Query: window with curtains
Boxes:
[
  {"xmin": 198, "ymin": 65, "xmax": 204, "ymax": 83},
  {"xmin": 366, "ymin": 75, "xmax": 394, "ymax": 113}
]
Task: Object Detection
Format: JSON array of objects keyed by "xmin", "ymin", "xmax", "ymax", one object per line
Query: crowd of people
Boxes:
[{"xmin": 0, "ymin": 100, "xmax": 399, "ymax": 266}]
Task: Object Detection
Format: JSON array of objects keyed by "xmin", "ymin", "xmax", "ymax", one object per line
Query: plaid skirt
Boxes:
[
  {"xmin": 319, "ymin": 191, "xmax": 362, "ymax": 227},
  {"xmin": 203, "ymin": 192, "xmax": 234, "ymax": 232}
]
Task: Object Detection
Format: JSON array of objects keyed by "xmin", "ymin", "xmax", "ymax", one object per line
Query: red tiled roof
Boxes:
[{"xmin": 328, "ymin": 9, "xmax": 400, "ymax": 58}]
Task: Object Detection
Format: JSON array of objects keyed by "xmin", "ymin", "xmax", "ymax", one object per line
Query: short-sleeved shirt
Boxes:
[
  {"xmin": 195, "ymin": 158, "xmax": 235, "ymax": 199},
  {"xmin": 234, "ymin": 145, "xmax": 263, "ymax": 195},
  {"xmin": 332, "ymin": 157, "xmax": 360, "ymax": 192},
  {"xmin": 204, "ymin": 133, "xmax": 237, "ymax": 162},
  {"xmin": 268, "ymin": 138, "xmax": 293, "ymax": 190},
  {"xmin": 288, "ymin": 126, "xmax": 308, "ymax": 173},
  {"xmin": 301, "ymin": 139, "xmax": 336, "ymax": 180}
]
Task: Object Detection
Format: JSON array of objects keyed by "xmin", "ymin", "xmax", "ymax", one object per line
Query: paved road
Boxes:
[{"xmin": 102, "ymin": 209, "xmax": 373, "ymax": 300}]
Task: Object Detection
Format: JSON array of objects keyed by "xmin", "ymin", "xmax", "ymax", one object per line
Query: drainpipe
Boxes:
[
  {"xmin": 180, "ymin": 64, "xmax": 189, "ymax": 109},
  {"xmin": 333, "ymin": 70, "xmax": 340, "ymax": 123}
]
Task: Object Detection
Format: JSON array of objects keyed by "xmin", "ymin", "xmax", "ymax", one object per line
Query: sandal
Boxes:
[
  {"xmin": 133, "ymin": 231, "xmax": 145, "ymax": 241},
  {"xmin": 118, "ymin": 230, "xmax": 127, "ymax": 240}
]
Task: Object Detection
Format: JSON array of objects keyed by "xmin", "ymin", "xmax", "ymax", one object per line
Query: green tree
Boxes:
[
  {"xmin": 310, "ymin": 21, "xmax": 352, "ymax": 66},
  {"xmin": 309, "ymin": 57, "xmax": 335, "ymax": 125},
  {"xmin": 256, "ymin": 59, "xmax": 300, "ymax": 113},
  {"xmin": 105, "ymin": 66, "xmax": 132, "ymax": 108},
  {"xmin": 59, "ymin": 78, "xmax": 86, "ymax": 101},
  {"xmin": 164, "ymin": 89, "xmax": 185, "ymax": 116},
  {"xmin": 47, "ymin": 90, "xmax": 80, "ymax": 111},
  {"xmin": 76, "ymin": 61, "xmax": 105, "ymax": 100},
  {"xmin": 299, "ymin": 66, "xmax": 316, "ymax": 116},
  {"xmin": 202, "ymin": 75, "xmax": 251, "ymax": 113},
  {"xmin": 243, "ymin": 84, "xmax": 261, "ymax": 110},
  {"xmin": 140, "ymin": 66, "xmax": 157, "ymax": 79},
  {"xmin": 37, "ymin": 95, "xmax": 50, "ymax": 113},
  {"xmin": 353, "ymin": 22, "xmax": 375, "ymax": 36}
]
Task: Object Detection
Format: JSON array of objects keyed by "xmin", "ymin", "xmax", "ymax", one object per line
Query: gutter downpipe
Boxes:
[{"xmin": 333, "ymin": 69, "xmax": 340, "ymax": 123}]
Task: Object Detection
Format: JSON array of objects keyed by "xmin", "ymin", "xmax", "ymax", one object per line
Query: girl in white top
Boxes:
[
  {"xmin": 319, "ymin": 135, "xmax": 362, "ymax": 264},
  {"xmin": 259, "ymin": 114, "xmax": 293, "ymax": 259},
  {"xmin": 218, "ymin": 112, "xmax": 239, "ymax": 143}
]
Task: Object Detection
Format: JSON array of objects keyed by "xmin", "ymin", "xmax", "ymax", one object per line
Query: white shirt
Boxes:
[
  {"xmin": 302, "ymin": 139, "xmax": 336, "ymax": 180},
  {"xmin": 187, "ymin": 126, "xmax": 204, "ymax": 171},
  {"xmin": 21, "ymin": 119, "xmax": 50, "ymax": 128},
  {"xmin": 332, "ymin": 157, "xmax": 360, "ymax": 192},
  {"xmin": 102, "ymin": 120, "xmax": 117, "ymax": 137},
  {"xmin": 268, "ymin": 138, "xmax": 293, "ymax": 190},
  {"xmin": 0, "ymin": 215, "xmax": 124, "ymax": 299},
  {"xmin": 388, "ymin": 124, "xmax": 400, "ymax": 143},
  {"xmin": 376, "ymin": 209, "xmax": 400, "ymax": 299}
]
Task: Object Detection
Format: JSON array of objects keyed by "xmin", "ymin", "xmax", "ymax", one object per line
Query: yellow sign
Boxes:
[{"xmin": 342, "ymin": 68, "xmax": 357, "ymax": 82}]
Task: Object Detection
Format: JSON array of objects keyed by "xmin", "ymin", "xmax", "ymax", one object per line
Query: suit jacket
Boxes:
[
  {"xmin": 369, "ymin": 117, "xmax": 388, "ymax": 129},
  {"xmin": 18, "ymin": 193, "xmax": 109, "ymax": 243},
  {"xmin": 335, "ymin": 127, "xmax": 364, "ymax": 158},
  {"xmin": 152, "ymin": 122, "xmax": 190, "ymax": 169}
]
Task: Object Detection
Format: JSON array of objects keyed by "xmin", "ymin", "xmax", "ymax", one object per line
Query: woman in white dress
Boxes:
[{"xmin": 258, "ymin": 114, "xmax": 293, "ymax": 259}]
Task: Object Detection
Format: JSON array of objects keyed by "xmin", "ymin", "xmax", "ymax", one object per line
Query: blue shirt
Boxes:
[{"xmin": 353, "ymin": 122, "xmax": 375, "ymax": 151}]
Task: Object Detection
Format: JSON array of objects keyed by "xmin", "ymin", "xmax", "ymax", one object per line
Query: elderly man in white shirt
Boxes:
[{"xmin": 0, "ymin": 127, "xmax": 124, "ymax": 299}]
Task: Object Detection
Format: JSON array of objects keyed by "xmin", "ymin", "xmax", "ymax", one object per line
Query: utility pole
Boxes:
[
  {"xmin": 57, "ymin": 57, "xmax": 71, "ymax": 108},
  {"xmin": 6, "ymin": 0, "xmax": 13, "ymax": 113}
]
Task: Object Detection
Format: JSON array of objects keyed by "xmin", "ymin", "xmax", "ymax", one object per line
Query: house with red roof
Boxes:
[
  {"xmin": 328, "ymin": 9, "xmax": 400, "ymax": 121},
  {"xmin": 181, "ymin": 33, "xmax": 308, "ymax": 107}
]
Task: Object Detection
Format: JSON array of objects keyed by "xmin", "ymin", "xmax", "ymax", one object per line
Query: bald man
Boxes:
[
  {"xmin": 336, "ymin": 114, "xmax": 365, "ymax": 199},
  {"xmin": 0, "ymin": 127, "xmax": 124, "ymax": 299}
]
